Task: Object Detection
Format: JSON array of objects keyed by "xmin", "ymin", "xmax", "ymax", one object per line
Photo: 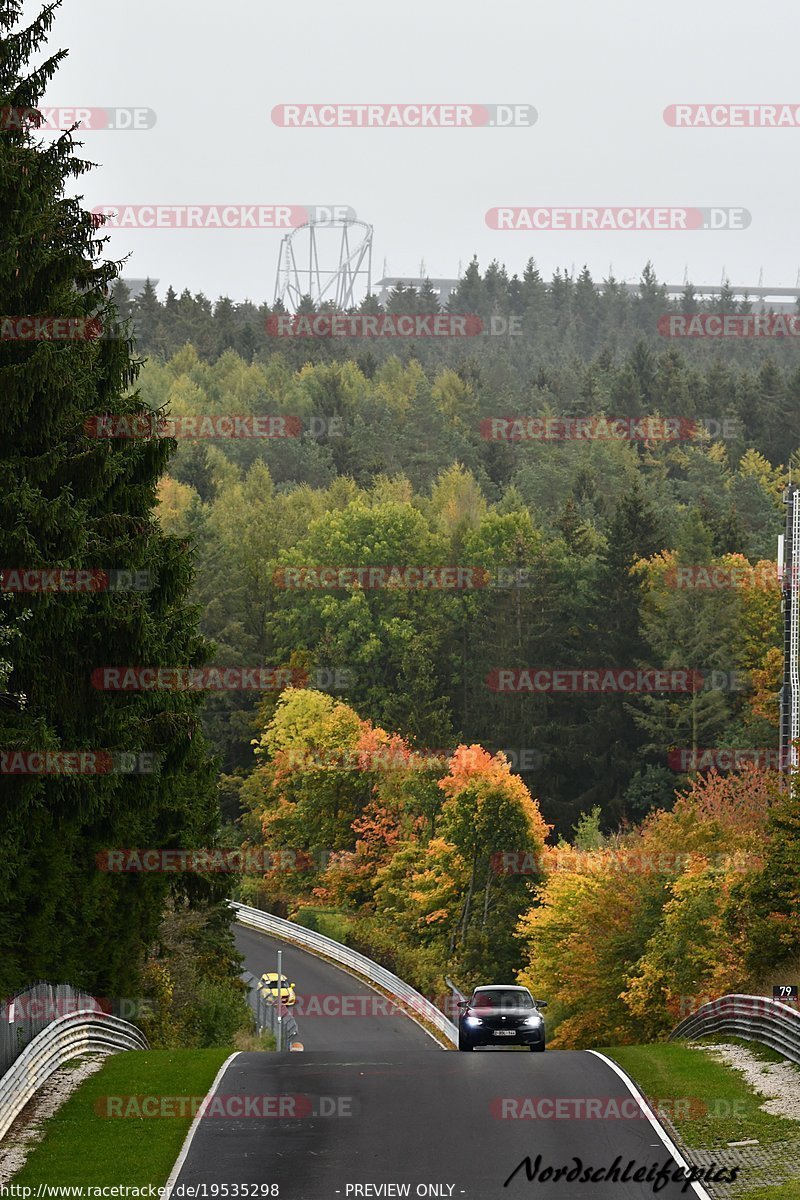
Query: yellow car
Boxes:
[{"xmin": 259, "ymin": 972, "xmax": 296, "ymax": 1006}]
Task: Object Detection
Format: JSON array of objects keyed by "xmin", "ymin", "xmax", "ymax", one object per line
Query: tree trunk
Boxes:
[
  {"xmin": 462, "ymin": 849, "xmax": 478, "ymax": 942},
  {"xmin": 482, "ymin": 859, "xmax": 492, "ymax": 927}
]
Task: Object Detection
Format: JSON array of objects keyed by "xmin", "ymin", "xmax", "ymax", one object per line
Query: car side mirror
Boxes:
[
  {"xmin": 535, "ymin": 1000, "xmax": 548, "ymax": 1009},
  {"xmin": 457, "ymin": 1000, "xmax": 468, "ymax": 1009}
]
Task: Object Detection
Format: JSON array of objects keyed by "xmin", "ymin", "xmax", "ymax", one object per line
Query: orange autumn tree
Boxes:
[
  {"xmin": 241, "ymin": 688, "xmax": 448, "ymax": 913},
  {"xmin": 621, "ymin": 865, "xmax": 747, "ymax": 1041},
  {"xmin": 517, "ymin": 763, "xmax": 778, "ymax": 1048},
  {"xmin": 517, "ymin": 851, "xmax": 671, "ymax": 1048},
  {"xmin": 621, "ymin": 763, "xmax": 779, "ymax": 1036},
  {"xmin": 438, "ymin": 745, "xmax": 551, "ymax": 978}
]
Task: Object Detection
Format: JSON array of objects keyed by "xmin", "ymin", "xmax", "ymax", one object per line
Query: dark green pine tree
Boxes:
[
  {"xmin": 131, "ymin": 277, "xmax": 163, "ymax": 355},
  {"xmin": 386, "ymin": 281, "xmax": 412, "ymax": 314},
  {"xmin": 634, "ymin": 261, "xmax": 669, "ymax": 337},
  {"xmin": 573, "ymin": 265, "xmax": 601, "ymax": 356},
  {"xmin": 357, "ymin": 290, "xmax": 383, "ymax": 315},
  {"xmin": 0, "ymin": 0, "xmax": 218, "ymax": 997},
  {"xmin": 582, "ymin": 480, "xmax": 665, "ymax": 818},
  {"xmin": 110, "ymin": 278, "xmax": 132, "ymax": 321},
  {"xmin": 417, "ymin": 278, "xmax": 442, "ymax": 312},
  {"xmin": 679, "ymin": 282, "xmax": 699, "ymax": 316},
  {"xmin": 212, "ymin": 295, "xmax": 237, "ymax": 359},
  {"xmin": 448, "ymin": 257, "xmax": 485, "ymax": 319}
]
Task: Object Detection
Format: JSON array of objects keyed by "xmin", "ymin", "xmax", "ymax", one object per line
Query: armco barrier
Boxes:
[
  {"xmin": 669, "ymin": 994, "xmax": 800, "ymax": 1064},
  {"xmin": 0, "ymin": 1010, "xmax": 148, "ymax": 1140},
  {"xmin": 1, "ymin": 982, "xmax": 109, "ymax": 1077},
  {"xmin": 230, "ymin": 901, "xmax": 458, "ymax": 1046}
]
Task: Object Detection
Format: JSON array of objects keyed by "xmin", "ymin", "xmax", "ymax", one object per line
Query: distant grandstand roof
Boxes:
[{"xmin": 374, "ymin": 276, "xmax": 800, "ymax": 311}]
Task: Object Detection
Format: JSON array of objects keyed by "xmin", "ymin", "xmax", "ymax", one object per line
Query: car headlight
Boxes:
[
  {"xmin": 524, "ymin": 1015, "xmax": 543, "ymax": 1026},
  {"xmin": 465, "ymin": 1016, "xmax": 483, "ymax": 1027}
]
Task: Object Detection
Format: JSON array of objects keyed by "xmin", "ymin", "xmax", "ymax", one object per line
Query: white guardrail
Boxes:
[
  {"xmin": 230, "ymin": 901, "xmax": 459, "ymax": 1046},
  {"xmin": 0, "ymin": 1010, "xmax": 148, "ymax": 1140},
  {"xmin": 669, "ymin": 994, "xmax": 800, "ymax": 1064}
]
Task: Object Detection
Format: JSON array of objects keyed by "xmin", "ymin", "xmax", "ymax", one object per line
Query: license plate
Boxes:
[{"xmin": 493, "ymin": 1030, "xmax": 515, "ymax": 1036}]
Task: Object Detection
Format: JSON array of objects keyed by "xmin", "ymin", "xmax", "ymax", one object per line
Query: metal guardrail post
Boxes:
[{"xmin": 276, "ymin": 950, "xmax": 283, "ymax": 1052}]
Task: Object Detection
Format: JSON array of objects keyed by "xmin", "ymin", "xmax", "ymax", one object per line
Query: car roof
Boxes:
[{"xmin": 473, "ymin": 984, "xmax": 530, "ymax": 991}]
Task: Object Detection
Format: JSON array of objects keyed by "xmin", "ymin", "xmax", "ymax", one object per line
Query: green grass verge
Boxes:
[
  {"xmin": 602, "ymin": 1041, "xmax": 800, "ymax": 1150},
  {"xmin": 602, "ymin": 1042, "xmax": 800, "ymax": 1200},
  {"xmin": 13, "ymin": 1048, "xmax": 231, "ymax": 1186}
]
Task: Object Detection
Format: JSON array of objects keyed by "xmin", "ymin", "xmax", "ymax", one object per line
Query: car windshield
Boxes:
[{"xmin": 471, "ymin": 989, "xmax": 533, "ymax": 1010}]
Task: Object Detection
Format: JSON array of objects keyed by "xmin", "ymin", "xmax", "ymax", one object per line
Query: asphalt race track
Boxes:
[
  {"xmin": 169, "ymin": 924, "xmax": 713, "ymax": 1199},
  {"xmin": 234, "ymin": 925, "xmax": 432, "ymax": 1053}
]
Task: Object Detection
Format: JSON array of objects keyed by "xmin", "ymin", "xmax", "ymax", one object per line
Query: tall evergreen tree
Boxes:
[
  {"xmin": 0, "ymin": 0, "xmax": 218, "ymax": 995},
  {"xmin": 584, "ymin": 479, "xmax": 665, "ymax": 817},
  {"xmin": 131, "ymin": 277, "xmax": 162, "ymax": 354}
]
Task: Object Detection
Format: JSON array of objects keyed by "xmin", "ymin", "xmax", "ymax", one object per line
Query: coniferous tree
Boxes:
[
  {"xmin": 586, "ymin": 480, "xmax": 665, "ymax": 817},
  {"xmin": 132, "ymin": 277, "xmax": 162, "ymax": 353},
  {"xmin": 0, "ymin": 0, "xmax": 218, "ymax": 995}
]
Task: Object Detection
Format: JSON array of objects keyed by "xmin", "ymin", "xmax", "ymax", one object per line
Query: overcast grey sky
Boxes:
[{"xmin": 29, "ymin": 0, "xmax": 800, "ymax": 303}]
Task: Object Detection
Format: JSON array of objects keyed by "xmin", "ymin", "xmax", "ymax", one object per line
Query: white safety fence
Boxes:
[
  {"xmin": 669, "ymin": 994, "xmax": 800, "ymax": 1064},
  {"xmin": 231, "ymin": 901, "xmax": 458, "ymax": 1046},
  {"xmin": 0, "ymin": 1010, "xmax": 148, "ymax": 1141}
]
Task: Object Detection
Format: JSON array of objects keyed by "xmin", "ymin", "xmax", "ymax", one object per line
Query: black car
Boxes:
[{"xmin": 457, "ymin": 985, "xmax": 547, "ymax": 1051}]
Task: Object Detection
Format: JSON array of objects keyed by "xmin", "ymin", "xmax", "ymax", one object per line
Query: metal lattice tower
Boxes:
[
  {"xmin": 780, "ymin": 485, "xmax": 800, "ymax": 772},
  {"xmin": 274, "ymin": 218, "xmax": 373, "ymax": 310}
]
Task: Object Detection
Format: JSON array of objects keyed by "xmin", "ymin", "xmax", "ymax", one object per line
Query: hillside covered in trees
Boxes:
[
  {"xmin": 107, "ymin": 264, "xmax": 797, "ymax": 1045},
  {"xmin": 140, "ymin": 295, "xmax": 787, "ymax": 832}
]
